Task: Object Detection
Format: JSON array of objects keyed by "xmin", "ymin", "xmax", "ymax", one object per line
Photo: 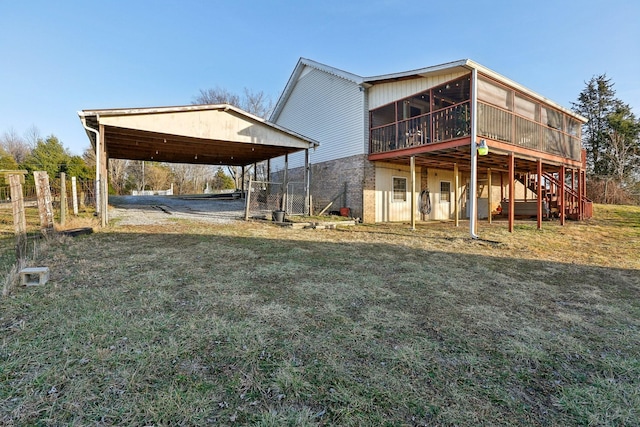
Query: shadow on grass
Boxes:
[{"xmin": 1, "ymin": 227, "xmax": 639, "ymax": 426}]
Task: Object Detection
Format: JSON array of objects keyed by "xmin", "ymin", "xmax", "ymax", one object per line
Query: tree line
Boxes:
[{"xmin": 0, "ymin": 128, "xmax": 235, "ymax": 195}]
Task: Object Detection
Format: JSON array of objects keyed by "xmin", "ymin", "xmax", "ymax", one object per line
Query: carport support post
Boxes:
[
  {"xmin": 282, "ymin": 154, "xmax": 288, "ymax": 212},
  {"xmin": 99, "ymin": 124, "xmax": 108, "ymax": 227},
  {"xmin": 305, "ymin": 149, "xmax": 310, "ymax": 215},
  {"xmin": 244, "ymin": 178, "xmax": 253, "ymax": 221}
]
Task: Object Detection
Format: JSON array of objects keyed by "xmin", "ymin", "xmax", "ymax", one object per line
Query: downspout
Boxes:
[
  {"xmin": 469, "ymin": 66, "xmax": 480, "ymax": 239},
  {"xmin": 80, "ymin": 115, "xmax": 101, "ymax": 216}
]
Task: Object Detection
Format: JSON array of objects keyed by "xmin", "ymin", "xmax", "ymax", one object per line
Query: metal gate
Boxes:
[{"xmin": 286, "ymin": 181, "xmax": 306, "ymax": 216}]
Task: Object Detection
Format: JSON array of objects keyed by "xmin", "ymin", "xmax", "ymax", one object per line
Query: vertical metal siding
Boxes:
[
  {"xmin": 374, "ymin": 163, "xmax": 420, "ymax": 222},
  {"xmin": 273, "ymin": 67, "xmax": 365, "ymax": 169}
]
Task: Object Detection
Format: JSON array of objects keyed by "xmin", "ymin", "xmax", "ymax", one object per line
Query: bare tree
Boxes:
[
  {"xmin": 242, "ymin": 88, "xmax": 274, "ymax": 118},
  {"xmin": 171, "ymin": 163, "xmax": 213, "ymax": 194},
  {"xmin": 193, "ymin": 86, "xmax": 240, "ymax": 107},
  {"xmin": 108, "ymin": 158, "xmax": 129, "ymax": 195},
  {"xmin": 23, "ymin": 125, "xmax": 42, "ymax": 148},
  {"xmin": 191, "ymin": 86, "xmax": 274, "ymax": 188},
  {"xmin": 0, "ymin": 128, "xmax": 31, "ymax": 164}
]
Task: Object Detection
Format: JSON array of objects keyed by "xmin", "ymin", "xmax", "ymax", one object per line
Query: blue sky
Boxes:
[{"xmin": 1, "ymin": 0, "xmax": 638, "ymax": 155}]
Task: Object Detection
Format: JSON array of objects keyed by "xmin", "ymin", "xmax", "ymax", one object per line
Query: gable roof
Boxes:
[
  {"xmin": 271, "ymin": 58, "xmax": 364, "ymax": 121},
  {"xmin": 79, "ymin": 103, "xmax": 319, "ymax": 167},
  {"xmin": 272, "ymin": 58, "xmax": 586, "ymax": 123}
]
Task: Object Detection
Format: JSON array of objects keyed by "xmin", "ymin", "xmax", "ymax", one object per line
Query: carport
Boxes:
[{"xmin": 78, "ymin": 104, "xmax": 319, "ymax": 226}]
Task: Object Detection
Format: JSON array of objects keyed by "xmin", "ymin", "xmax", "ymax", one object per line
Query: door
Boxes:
[{"xmin": 438, "ymin": 181, "xmax": 452, "ymax": 219}]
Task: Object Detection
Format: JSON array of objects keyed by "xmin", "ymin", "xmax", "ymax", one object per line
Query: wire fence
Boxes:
[
  {"xmin": 0, "ymin": 178, "xmax": 95, "ymax": 210},
  {"xmin": 245, "ymin": 180, "xmax": 308, "ymax": 220}
]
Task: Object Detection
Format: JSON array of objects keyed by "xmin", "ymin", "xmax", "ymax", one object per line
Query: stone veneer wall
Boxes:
[{"xmin": 272, "ymin": 154, "xmax": 375, "ymax": 221}]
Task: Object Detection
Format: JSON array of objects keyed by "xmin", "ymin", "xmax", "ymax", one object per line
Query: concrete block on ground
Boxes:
[{"xmin": 20, "ymin": 267, "xmax": 50, "ymax": 286}]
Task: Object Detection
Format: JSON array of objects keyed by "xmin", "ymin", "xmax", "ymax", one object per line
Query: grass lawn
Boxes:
[{"xmin": 1, "ymin": 204, "xmax": 639, "ymax": 426}]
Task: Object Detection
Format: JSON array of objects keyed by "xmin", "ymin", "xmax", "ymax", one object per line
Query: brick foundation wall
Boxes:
[{"xmin": 272, "ymin": 154, "xmax": 372, "ymax": 221}]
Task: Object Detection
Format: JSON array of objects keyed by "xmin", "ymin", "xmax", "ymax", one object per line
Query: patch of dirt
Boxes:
[{"xmin": 108, "ymin": 195, "xmax": 246, "ymax": 225}]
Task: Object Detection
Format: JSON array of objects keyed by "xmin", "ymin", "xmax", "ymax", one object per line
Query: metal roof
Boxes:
[
  {"xmin": 271, "ymin": 58, "xmax": 587, "ymax": 123},
  {"xmin": 79, "ymin": 104, "xmax": 319, "ymax": 167}
]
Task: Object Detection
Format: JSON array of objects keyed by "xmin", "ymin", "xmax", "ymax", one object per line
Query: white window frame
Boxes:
[
  {"xmin": 440, "ymin": 181, "xmax": 451, "ymax": 203},
  {"xmin": 392, "ymin": 176, "xmax": 407, "ymax": 202}
]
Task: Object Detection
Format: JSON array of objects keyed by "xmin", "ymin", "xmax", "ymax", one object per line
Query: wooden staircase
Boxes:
[{"xmin": 515, "ymin": 172, "xmax": 593, "ymax": 220}]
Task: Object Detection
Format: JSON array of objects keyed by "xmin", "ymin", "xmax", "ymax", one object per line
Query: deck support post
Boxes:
[
  {"xmin": 559, "ymin": 165, "xmax": 565, "ymax": 226},
  {"xmin": 454, "ymin": 163, "xmax": 459, "ymax": 227},
  {"xmin": 508, "ymin": 152, "xmax": 515, "ymax": 233},
  {"xmin": 578, "ymin": 169, "xmax": 584, "ymax": 220},
  {"xmin": 537, "ymin": 159, "xmax": 543, "ymax": 230},
  {"xmin": 487, "ymin": 168, "xmax": 492, "ymax": 224}
]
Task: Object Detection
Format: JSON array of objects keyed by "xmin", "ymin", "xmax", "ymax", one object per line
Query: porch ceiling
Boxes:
[{"xmin": 369, "ymin": 139, "xmax": 576, "ymax": 174}]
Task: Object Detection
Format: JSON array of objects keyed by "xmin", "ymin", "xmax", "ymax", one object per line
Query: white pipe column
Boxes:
[
  {"xmin": 469, "ymin": 67, "xmax": 479, "ymax": 239},
  {"xmin": 80, "ymin": 116, "xmax": 101, "ymax": 217},
  {"xmin": 410, "ymin": 156, "xmax": 416, "ymax": 230}
]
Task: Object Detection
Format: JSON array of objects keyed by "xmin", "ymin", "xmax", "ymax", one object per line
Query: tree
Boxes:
[
  {"xmin": 193, "ymin": 86, "xmax": 241, "ymax": 107},
  {"xmin": 21, "ymin": 135, "xmax": 71, "ymax": 180},
  {"xmin": 572, "ymin": 75, "xmax": 618, "ymax": 175},
  {"xmin": 108, "ymin": 158, "xmax": 129, "ymax": 195},
  {"xmin": 605, "ymin": 104, "xmax": 640, "ymax": 182},
  {"xmin": 210, "ymin": 167, "xmax": 236, "ymax": 190},
  {"xmin": 192, "ymin": 86, "xmax": 274, "ymax": 188},
  {"xmin": 0, "ymin": 128, "xmax": 31, "ymax": 164},
  {"xmin": 0, "ymin": 145, "xmax": 19, "ymax": 170},
  {"xmin": 573, "ymin": 75, "xmax": 640, "ymax": 204},
  {"xmin": 67, "ymin": 155, "xmax": 94, "ymax": 180}
]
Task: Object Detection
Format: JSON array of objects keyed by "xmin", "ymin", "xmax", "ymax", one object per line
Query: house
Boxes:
[{"xmin": 270, "ymin": 58, "xmax": 590, "ymax": 232}]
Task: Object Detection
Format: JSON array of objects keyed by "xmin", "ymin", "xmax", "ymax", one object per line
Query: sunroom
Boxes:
[{"xmin": 367, "ymin": 61, "xmax": 589, "ymax": 232}]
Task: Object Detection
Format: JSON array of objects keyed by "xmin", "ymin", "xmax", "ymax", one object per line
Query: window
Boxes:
[
  {"xmin": 393, "ymin": 177, "xmax": 407, "ymax": 202},
  {"xmin": 440, "ymin": 181, "xmax": 451, "ymax": 202}
]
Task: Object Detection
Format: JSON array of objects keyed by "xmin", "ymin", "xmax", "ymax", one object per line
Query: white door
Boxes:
[{"xmin": 437, "ymin": 181, "xmax": 452, "ymax": 219}]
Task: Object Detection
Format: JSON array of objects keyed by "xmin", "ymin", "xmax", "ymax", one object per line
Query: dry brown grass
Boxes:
[{"xmin": 1, "ymin": 204, "xmax": 639, "ymax": 425}]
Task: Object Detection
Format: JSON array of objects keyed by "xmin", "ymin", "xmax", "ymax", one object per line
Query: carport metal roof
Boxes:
[{"xmin": 78, "ymin": 104, "xmax": 319, "ymax": 166}]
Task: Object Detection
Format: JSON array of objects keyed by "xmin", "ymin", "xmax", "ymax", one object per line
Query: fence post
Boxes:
[
  {"xmin": 60, "ymin": 172, "xmax": 67, "ymax": 226},
  {"xmin": 9, "ymin": 174, "xmax": 27, "ymax": 260},
  {"xmin": 34, "ymin": 171, "xmax": 54, "ymax": 233},
  {"xmin": 72, "ymin": 176, "xmax": 79, "ymax": 215}
]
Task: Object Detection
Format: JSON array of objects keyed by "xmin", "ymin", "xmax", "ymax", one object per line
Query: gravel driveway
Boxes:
[{"xmin": 108, "ymin": 195, "xmax": 246, "ymax": 225}]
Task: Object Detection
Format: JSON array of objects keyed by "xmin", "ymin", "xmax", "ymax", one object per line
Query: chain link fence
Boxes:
[{"xmin": 245, "ymin": 180, "xmax": 308, "ymax": 220}]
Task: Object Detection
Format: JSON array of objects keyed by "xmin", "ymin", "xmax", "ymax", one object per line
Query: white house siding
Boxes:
[
  {"xmin": 272, "ymin": 66, "xmax": 366, "ymax": 170},
  {"xmin": 374, "ymin": 163, "xmax": 421, "ymax": 222},
  {"xmin": 368, "ymin": 71, "xmax": 470, "ymax": 110}
]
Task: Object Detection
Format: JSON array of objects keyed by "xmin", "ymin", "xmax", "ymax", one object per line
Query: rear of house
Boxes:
[{"xmin": 271, "ymin": 58, "xmax": 589, "ymax": 227}]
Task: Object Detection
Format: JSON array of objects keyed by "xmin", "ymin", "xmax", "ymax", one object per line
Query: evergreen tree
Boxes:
[
  {"xmin": 21, "ymin": 135, "xmax": 71, "ymax": 182},
  {"xmin": 572, "ymin": 75, "xmax": 617, "ymax": 176},
  {"xmin": 573, "ymin": 75, "xmax": 640, "ymax": 203}
]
